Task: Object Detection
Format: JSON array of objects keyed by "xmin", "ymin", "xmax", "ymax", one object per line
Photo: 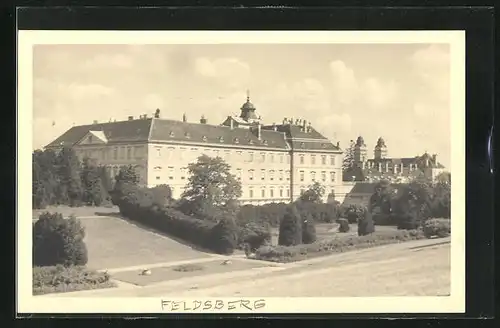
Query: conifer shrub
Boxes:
[
  {"xmin": 337, "ymin": 218, "xmax": 350, "ymax": 233},
  {"xmin": 302, "ymin": 214, "xmax": 317, "ymax": 244},
  {"xmin": 278, "ymin": 206, "xmax": 303, "ymax": 246},
  {"xmin": 209, "ymin": 217, "xmax": 238, "ymax": 255},
  {"xmin": 357, "ymin": 208, "xmax": 375, "ymax": 236},
  {"xmin": 33, "ymin": 212, "xmax": 88, "ymax": 267},
  {"xmin": 237, "ymin": 221, "xmax": 272, "ymax": 252}
]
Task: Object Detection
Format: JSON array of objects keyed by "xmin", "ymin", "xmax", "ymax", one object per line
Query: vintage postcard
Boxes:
[{"xmin": 18, "ymin": 30, "xmax": 465, "ymax": 314}]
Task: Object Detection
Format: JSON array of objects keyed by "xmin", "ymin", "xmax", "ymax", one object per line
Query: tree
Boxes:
[
  {"xmin": 54, "ymin": 147, "xmax": 84, "ymax": 207},
  {"xmin": 298, "ymin": 181, "xmax": 325, "ymax": 204},
  {"xmin": 209, "ymin": 216, "xmax": 238, "ymax": 255},
  {"xmin": 369, "ymin": 179, "xmax": 395, "ymax": 224},
  {"xmin": 32, "ymin": 149, "xmax": 59, "ymax": 208},
  {"xmin": 357, "ymin": 207, "xmax": 375, "ymax": 236},
  {"xmin": 111, "ymin": 165, "xmax": 139, "ymax": 205},
  {"xmin": 80, "ymin": 158, "xmax": 107, "ymax": 206},
  {"xmin": 278, "ymin": 205, "xmax": 303, "ymax": 246},
  {"xmin": 394, "ymin": 179, "xmax": 433, "ymax": 229},
  {"xmin": 342, "ymin": 140, "xmax": 355, "ymax": 172},
  {"xmin": 180, "ymin": 155, "xmax": 242, "ymax": 219},
  {"xmin": 431, "ymin": 179, "xmax": 451, "ymax": 219}
]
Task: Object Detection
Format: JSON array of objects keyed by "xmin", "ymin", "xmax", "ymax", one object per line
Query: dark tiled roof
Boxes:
[
  {"xmin": 348, "ymin": 182, "xmax": 404, "ymax": 194},
  {"xmin": 150, "ymin": 119, "xmax": 288, "ymax": 149},
  {"xmin": 262, "ymin": 124, "xmax": 340, "ymax": 151},
  {"xmin": 45, "ymin": 119, "xmax": 153, "ymax": 148},
  {"xmin": 366, "ymin": 154, "xmax": 445, "ymax": 168}
]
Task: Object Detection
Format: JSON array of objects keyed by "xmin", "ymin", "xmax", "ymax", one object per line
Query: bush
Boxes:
[
  {"xmin": 342, "ymin": 204, "xmax": 365, "ymax": 223},
  {"xmin": 237, "ymin": 221, "xmax": 272, "ymax": 252},
  {"xmin": 338, "ymin": 218, "xmax": 350, "ymax": 233},
  {"xmin": 33, "ymin": 212, "xmax": 88, "ymax": 267},
  {"xmin": 278, "ymin": 206, "xmax": 303, "ymax": 246},
  {"xmin": 302, "ymin": 214, "xmax": 317, "ymax": 244},
  {"xmin": 423, "ymin": 218, "xmax": 451, "ymax": 238},
  {"xmin": 33, "ymin": 265, "xmax": 115, "ymax": 295},
  {"xmin": 255, "ymin": 229, "xmax": 426, "ymax": 263},
  {"xmin": 357, "ymin": 209, "xmax": 375, "ymax": 236},
  {"xmin": 209, "ymin": 217, "xmax": 238, "ymax": 255}
]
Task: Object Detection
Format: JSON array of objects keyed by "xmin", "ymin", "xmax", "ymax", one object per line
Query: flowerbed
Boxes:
[
  {"xmin": 33, "ymin": 265, "xmax": 116, "ymax": 295},
  {"xmin": 254, "ymin": 229, "xmax": 427, "ymax": 263}
]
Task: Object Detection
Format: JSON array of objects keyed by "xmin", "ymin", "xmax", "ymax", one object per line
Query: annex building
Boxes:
[{"xmin": 45, "ymin": 93, "xmax": 343, "ymax": 205}]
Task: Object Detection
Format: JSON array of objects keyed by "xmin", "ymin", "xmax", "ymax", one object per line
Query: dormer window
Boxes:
[
  {"xmin": 169, "ymin": 131, "xmax": 174, "ymax": 137},
  {"xmin": 202, "ymin": 135, "xmax": 207, "ymax": 142},
  {"xmin": 301, "ymin": 142, "xmax": 305, "ymax": 148},
  {"xmin": 321, "ymin": 143, "xmax": 326, "ymax": 148},
  {"xmin": 219, "ymin": 136, "xmax": 224, "ymax": 143},
  {"xmin": 185, "ymin": 132, "xmax": 190, "ymax": 139},
  {"xmin": 249, "ymin": 139, "xmax": 254, "ymax": 145},
  {"xmin": 234, "ymin": 137, "xmax": 239, "ymax": 144}
]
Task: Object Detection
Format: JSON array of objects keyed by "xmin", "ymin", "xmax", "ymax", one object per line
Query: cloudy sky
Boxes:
[{"xmin": 33, "ymin": 43, "xmax": 451, "ymax": 167}]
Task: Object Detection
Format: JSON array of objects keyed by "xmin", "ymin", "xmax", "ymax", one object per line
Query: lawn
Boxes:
[
  {"xmin": 111, "ymin": 259, "xmax": 274, "ymax": 286},
  {"xmin": 79, "ymin": 216, "xmax": 211, "ymax": 271},
  {"xmin": 32, "ymin": 205, "xmax": 119, "ymax": 220},
  {"xmin": 270, "ymin": 223, "xmax": 398, "ymax": 245}
]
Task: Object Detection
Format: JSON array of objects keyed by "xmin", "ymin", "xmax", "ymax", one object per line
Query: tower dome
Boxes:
[{"xmin": 239, "ymin": 90, "xmax": 259, "ymax": 122}]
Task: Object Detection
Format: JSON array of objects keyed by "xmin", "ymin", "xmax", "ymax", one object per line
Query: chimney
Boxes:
[
  {"xmin": 432, "ymin": 154, "xmax": 437, "ymax": 163},
  {"xmin": 302, "ymin": 119, "xmax": 307, "ymax": 130},
  {"xmin": 128, "ymin": 116, "xmax": 133, "ymax": 121},
  {"xmin": 93, "ymin": 120, "xmax": 98, "ymax": 124},
  {"xmin": 182, "ymin": 113, "xmax": 187, "ymax": 122},
  {"xmin": 307, "ymin": 121, "xmax": 311, "ymax": 133},
  {"xmin": 336, "ymin": 141, "xmax": 340, "ymax": 148},
  {"xmin": 283, "ymin": 117, "xmax": 287, "ymax": 124},
  {"xmin": 200, "ymin": 115, "xmax": 207, "ymax": 124},
  {"xmin": 272, "ymin": 123, "xmax": 277, "ymax": 131},
  {"xmin": 230, "ymin": 117, "xmax": 234, "ymax": 130},
  {"xmin": 257, "ymin": 123, "xmax": 262, "ymax": 140},
  {"xmin": 154, "ymin": 108, "xmax": 161, "ymax": 118}
]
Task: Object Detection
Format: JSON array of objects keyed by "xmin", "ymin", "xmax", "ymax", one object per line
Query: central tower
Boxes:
[{"xmin": 239, "ymin": 90, "xmax": 260, "ymax": 124}]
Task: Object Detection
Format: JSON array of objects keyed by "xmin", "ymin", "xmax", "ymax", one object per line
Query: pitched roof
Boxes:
[
  {"xmin": 150, "ymin": 119, "xmax": 288, "ymax": 149},
  {"xmin": 366, "ymin": 154, "xmax": 445, "ymax": 168},
  {"xmin": 262, "ymin": 124, "xmax": 341, "ymax": 151},
  {"xmin": 45, "ymin": 118, "xmax": 153, "ymax": 148},
  {"xmin": 348, "ymin": 182, "xmax": 405, "ymax": 194}
]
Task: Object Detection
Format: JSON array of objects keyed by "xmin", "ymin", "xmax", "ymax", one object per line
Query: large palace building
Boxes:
[
  {"xmin": 346, "ymin": 136, "xmax": 446, "ymax": 183},
  {"xmin": 45, "ymin": 93, "xmax": 343, "ymax": 205}
]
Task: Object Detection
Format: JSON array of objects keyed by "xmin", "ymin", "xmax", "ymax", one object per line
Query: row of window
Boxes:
[
  {"xmin": 248, "ymin": 187, "xmax": 290, "ymax": 199},
  {"xmin": 79, "ymin": 146, "xmax": 145, "ymax": 161},
  {"xmin": 364, "ymin": 162, "xmax": 420, "ymax": 172},
  {"xmin": 298, "ymin": 154, "xmax": 336, "ymax": 166},
  {"xmin": 155, "ymin": 146, "xmax": 291, "ymax": 164},
  {"xmin": 299, "ymin": 170, "xmax": 336, "ymax": 183}
]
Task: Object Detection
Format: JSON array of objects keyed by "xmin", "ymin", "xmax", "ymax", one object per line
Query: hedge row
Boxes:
[
  {"xmin": 33, "ymin": 265, "xmax": 115, "ymax": 295},
  {"xmin": 255, "ymin": 229, "xmax": 428, "ymax": 263}
]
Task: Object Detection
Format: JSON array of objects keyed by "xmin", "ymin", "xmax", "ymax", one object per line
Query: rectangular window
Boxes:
[
  {"xmin": 261, "ymin": 189, "xmax": 265, "ymax": 198},
  {"xmin": 286, "ymin": 170, "xmax": 290, "ymax": 181},
  {"xmin": 300, "ymin": 188, "xmax": 305, "ymax": 195},
  {"xmin": 286, "ymin": 155, "xmax": 291, "ymax": 164},
  {"xmin": 249, "ymin": 189, "xmax": 254, "ymax": 198},
  {"xmin": 280, "ymin": 155, "xmax": 284, "ymax": 163},
  {"xmin": 270, "ymin": 154, "xmax": 275, "ymax": 163},
  {"xmin": 224, "ymin": 150, "xmax": 230, "ymax": 161},
  {"xmin": 127, "ymin": 147, "xmax": 131, "ymax": 160},
  {"xmin": 330, "ymin": 155, "xmax": 335, "ymax": 166},
  {"xmin": 261, "ymin": 169, "xmax": 265, "ymax": 181},
  {"xmin": 261, "ymin": 153, "xmax": 266, "ymax": 163},
  {"xmin": 280, "ymin": 189, "xmax": 283, "ymax": 197},
  {"xmin": 270, "ymin": 188, "xmax": 274, "ymax": 198},
  {"xmin": 249, "ymin": 170, "xmax": 254, "ymax": 180},
  {"xmin": 113, "ymin": 148, "xmax": 118, "ymax": 160},
  {"xmin": 300, "ymin": 170, "xmax": 304, "ymax": 182},
  {"xmin": 156, "ymin": 176, "xmax": 160, "ymax": 180},
  {"xmin": 156, "ymin": 147, "xmax": 161, "ymax": 157},
  {"xmin": 300, "ymin": 155, "xmax": 304, "ymax": 165},
  {"xmin": 236, "ymin": 151, "xmax": 243, "ymax": 161},
  {"xmin": 286, "ymin": 189, "xmax": 290, "ymax": 197},
  {"xmin": 321, "ymin": 155, "xmax": 326, "ymax": 165},
  {"xmin": 168, "ymin": 167, "xmax": 174, "ymax": 180},
  {"xmin": 311, "ymin": 155, "xmax": 316, "ymax": 165},
  {"xmin": 321, "ymin": 171, "xmax": 326, "ymax": 182},
  {"xmin": 279, "ymin": 170, "xmax": 284, "ymax": 181},
  {"xmin": 311, "ymin": 171, "xmax": 316, "ymax": 181},
  {"xmin": 236, "ymin": 169, "xmax": 242, "ymax": 181},
  {"xmin": 330, "ymin": 171, "xmax": 336, "ymax": 182},
  {"xmin": 269, "ymin": 170, "xmax": 275, "ymax": 181},
  {"xmin": 249, "ymin": 152, "xmax": 254, "ymax": 162},
  {"xmin": 180, "ymin": 167, "xmax": 186, "ymax": 180}
]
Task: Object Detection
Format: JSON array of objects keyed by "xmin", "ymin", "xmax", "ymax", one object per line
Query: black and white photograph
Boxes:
[{"xmin": 17, "ymin": 30, "xmax": 465, "ymax": 313}]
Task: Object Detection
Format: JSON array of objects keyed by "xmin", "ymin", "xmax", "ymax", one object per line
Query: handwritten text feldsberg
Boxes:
[{"xmin": 161, "ymin": 299, "xmax": 266, "ymax": 311}]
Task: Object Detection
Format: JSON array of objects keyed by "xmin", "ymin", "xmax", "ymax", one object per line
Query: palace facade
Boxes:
[
  {"xmin": 45, "ymin": 94, "xmax": 343, "ymax": 205},
  {"xmin": 346, "ymin": 136, "xmax": 446, "ymax": 183}
]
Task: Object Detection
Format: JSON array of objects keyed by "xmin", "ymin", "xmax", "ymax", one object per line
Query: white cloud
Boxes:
[
  {"xmin": 142, "ymin": 93, "xmax": 166, "ymax": 110},
  {"xmin": 329, "ymin": 60, "xmax": 359, "ymax": 104},
  {"xmin": 65, "ymin": 83, "xmax": 115, "ymax": 102},
  {"xmin": 194, "ymin": 57, "xmax": 250, "ymax": 89},
  {"xmin": 83, "ymin": 53, "xmax": 134, "ymax": 69},
  {"xmin": 363, "ymin": 78, "xmax": 398, "ymax": 109}
]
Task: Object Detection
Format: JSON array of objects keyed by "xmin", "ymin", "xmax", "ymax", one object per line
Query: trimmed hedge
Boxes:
[
  {"xmin": 338, "ymin": 218, "xmax": 350, "ymax": 233},
  {"xmin": 255, "ymin": 229, "xmax": 427, "ymax": 263},
  {"xmin": 237, "ymin": 221, "xmax": 272, "ymax": 252},
  {"xmin": 33, "ymin": 265, "xmax": 115, "ymax": 295},
  {"xmin": 423, "ymin": 218, "xmax": 451, "ymax": 238}
]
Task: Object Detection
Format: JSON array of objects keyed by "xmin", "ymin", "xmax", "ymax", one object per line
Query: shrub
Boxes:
[
  {"xmin": 255, "ymin": 229, "xmax": 426, "ymax": 263},
  {"xmin": 302, "ymin": 214, "xmax": 317, "ymax": 244},
  {"xmin": 357, "ymin": 209, "xmax": 375, "ymax": 236},
  {"xmin": 237, "ymin": 221, "xmax": 272, "ymax": 252},
  {"xmin": 33, "ymin": 265, "xmax": 115, "ymax": 295},
  {"xmin": 337, "ymin": 218, "xmax": 350, "ymax": 233},
  {"xmin": 33, "ymin": 212, "xmax": 88, "ymax": 267},
  {"xmin": 423, "ymin": 218, "xmax": 451, "ymax": 238},
  {"xmin": 278, "ymin": 206, "xmax": 302, "ymax": 246},
  {"xmin": 209, "ymin": 217, "xmax": 238, "ymax": 255},
  {"xmin": 342, "ymin": 204, "xmax": 365, "ymax": 223}
]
